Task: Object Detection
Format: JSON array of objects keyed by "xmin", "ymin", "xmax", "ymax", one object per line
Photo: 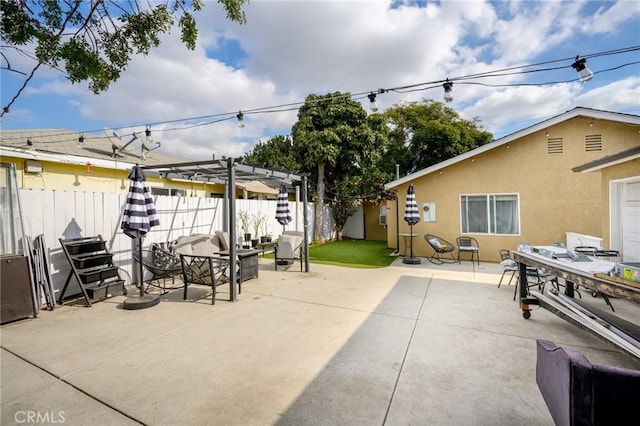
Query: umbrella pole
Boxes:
[
  {"xmin": 138, "ymin": 238, "xmax": 144, "ymax": 297},
  {"xmin": 410, "ymin": 223, "xmax": 414, "ymax": 258}
]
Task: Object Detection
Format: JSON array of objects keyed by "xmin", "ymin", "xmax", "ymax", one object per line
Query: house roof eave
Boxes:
[
  {"xmin": 572, "ymin": 145, "xmax": 640, "ymax": 173},
  {"xmin": 0, "ymin": 146, "xmax": 137, "ymax": 171}
]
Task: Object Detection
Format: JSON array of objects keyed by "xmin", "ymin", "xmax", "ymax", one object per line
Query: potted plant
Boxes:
[
  {"xmin": 252, "ymin": 213, "xmax": 266, "ymax": 247},
  {"xmin": 258, "ymin": 214, "xmax": 270, "ymax": 243},
  {"xmin": 238, "ymin": 210, "xmax": 251, "ymax": 244}
]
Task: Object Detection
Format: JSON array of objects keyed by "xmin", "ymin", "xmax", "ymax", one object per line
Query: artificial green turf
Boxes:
[{"xmin": 307, "ymin": 239, "xmax": 395, "ymax": 268}]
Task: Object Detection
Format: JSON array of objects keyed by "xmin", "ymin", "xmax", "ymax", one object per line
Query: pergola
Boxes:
[{"xmin": 141, "ymin": 159, "xmax": 309, "ymax": 301}]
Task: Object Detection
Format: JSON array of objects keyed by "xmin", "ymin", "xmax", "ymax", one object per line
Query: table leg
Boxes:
[
  {"xmin": 565, "ymin": 280, "xmax": 575, "ymax": 298},
  {"xmin": 518, "ymin": 261, "xmax": 532, "ymax": 319}
]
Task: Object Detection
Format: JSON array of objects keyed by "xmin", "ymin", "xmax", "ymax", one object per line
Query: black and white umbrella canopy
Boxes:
[
  {"xmin": 122, "ymin": 165, "xmax": 160, "ymax": 239},
  {"xmin": 402, "ymin": 183, "xmax": 421, "ymax": 264},
  {"xmin": 276, "ymin": 183, "xmax": 292, "ymax": 229},
  {"xmin": 122, "ymin": 165, "xmax": 160, "ymax": 298},
  {"xmin": 404, "ymin": 184, "xmax": 420, "ymax": 226}
]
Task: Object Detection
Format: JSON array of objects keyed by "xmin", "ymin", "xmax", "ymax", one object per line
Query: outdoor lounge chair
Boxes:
[
  {"xmin": 173, "ymin": 234, "xmax": 231, "ymax": 304},
  {"xmin": 456, "ymin": 236, "xmax": 480, "ymax": 265},
  {"xmin": 133, "ymin": 244, "xmax": 182, "ymax": 295},
  {"xmin": 180, "ymin": 254, "xmax": 227, "ymax": 304},
  {"xmin": 424, "ymin": 234, "xmax": 457, "ymax": 264},
  {"xmin": 274, "ymin": 231, "xmax": 305, "ymax": 271}
]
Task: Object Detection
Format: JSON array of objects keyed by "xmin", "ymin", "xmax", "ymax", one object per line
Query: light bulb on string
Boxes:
[
  {"xmin": 571, "ymin": 56, "xmax": 594, "ymax": 83},
  {"xmin": 442, "ymin": 79, "xmax": 453, "ymax": 102}
]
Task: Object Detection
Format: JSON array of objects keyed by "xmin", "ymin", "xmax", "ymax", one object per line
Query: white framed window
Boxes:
[
  {"xmin": 460, "ymin": 193, "xmax": 520, "ymax": 235},
  {"xmin": 379, "ymin": 205, "xmax": 388, "ymax": 226},
  {"xmin": 151, "ymin": 187, "xmax": 186, "ymax": 197}
]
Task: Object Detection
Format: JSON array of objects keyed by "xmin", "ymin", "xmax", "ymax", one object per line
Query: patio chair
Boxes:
[
  {"xmin": 456, "ymin": 236, "xmax": 480, "ymax": 265},
  {"xmin": 424, "ymin": 234, "xmax": 457, "ymax": 264},
  {"xmin": 498, "ymin": 249, "xmax": 518, "ymax": 287},
  {"xmin": 513, "ymin": 266, "xmax": 557, "ymax": 301},
  {"xmin": 133, "ymin": 244, "xmax": 182, "ymax": 295},
  {"xmin": 180, "ymin": 253, "xmax": 229, "ymax": 304},
  {"xmin": 274, "ymin": 231, "xmax": 305, "ymax": 271}
]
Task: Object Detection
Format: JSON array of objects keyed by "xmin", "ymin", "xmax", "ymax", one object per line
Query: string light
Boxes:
[
  {"xmin": 571, "ymin": 55, "xmax": 594, "ymax": 83},
  {"xmin": 442, "ymin": 79, "xmax": 453, "ymax": 102},
  {"xmin": 2, "ymin": 45, "xmax": 638, "ymax": 145},
  {"xmin": 367, "ymin": 93, "xmax": 379, "ymax": 112}
]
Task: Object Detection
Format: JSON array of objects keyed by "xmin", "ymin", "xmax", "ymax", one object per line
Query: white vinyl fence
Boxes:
[{"xmin": 18, "ymin": 189, "xmax": 308, "ymax": 297}]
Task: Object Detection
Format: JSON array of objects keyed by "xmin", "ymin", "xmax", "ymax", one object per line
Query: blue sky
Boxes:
[{"xmin": 1, "ymin": 0, "xmax": 639, "ymax": 160}]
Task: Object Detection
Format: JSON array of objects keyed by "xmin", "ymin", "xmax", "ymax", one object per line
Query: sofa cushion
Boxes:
[
  {"xmin": 174, "ymin": 234, "xmax": 220, "ymax": 257},
  {"xmin": 215, "ymin": 231, "xmax": 231, "ymax": 251}
]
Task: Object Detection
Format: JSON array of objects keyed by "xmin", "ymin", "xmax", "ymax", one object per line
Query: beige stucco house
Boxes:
[{"xmin": 384, "ymin": 107, "xmax": 640, "ymax": 263}]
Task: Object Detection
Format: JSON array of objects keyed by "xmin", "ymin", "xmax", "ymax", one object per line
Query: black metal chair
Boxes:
[
  {"xmin": 133, "ymin": 245, "xmax": 182, "ymax": 295},
  {"xmin": 457, "ymin": 236, "xmax": 480, "ymax": 265},
  {"xmin": 513, "ymin": 266, "xmax": 557, "ymax": 301},
  {"xmin": 424, "ymin": 234, "xmax": 457, "ymax": 264},
  {"xmin": 180, "ymin": 254, "xmax": 229, "ymax": 304},
  {"xmin": 498, "ymin": 249, "xmax": 518, "ymax": 287}
]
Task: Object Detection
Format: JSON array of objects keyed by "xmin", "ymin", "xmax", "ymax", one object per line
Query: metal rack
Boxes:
[{"xmin": 58, "ymin": 235, "xmax": 126, "ymax": 306}]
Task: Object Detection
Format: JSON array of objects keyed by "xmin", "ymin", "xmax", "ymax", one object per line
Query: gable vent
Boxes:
[
  {"xmin": 585, "ymin": 134, "xmax": 602, "ymax": 152},
  {"xmin": 547, "ymin": 138, "xmax": 563, "ymax": 155}
]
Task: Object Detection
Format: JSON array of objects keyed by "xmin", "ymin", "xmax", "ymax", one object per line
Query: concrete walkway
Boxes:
[{"xmin": 2, "ymin": 258, "xmax": 639, "ymax": 425}]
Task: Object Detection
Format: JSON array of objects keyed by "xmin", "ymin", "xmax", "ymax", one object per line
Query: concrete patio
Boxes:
[{"xmin": 2, "ymin": 258, "xmax": 639, "ymax": 425}]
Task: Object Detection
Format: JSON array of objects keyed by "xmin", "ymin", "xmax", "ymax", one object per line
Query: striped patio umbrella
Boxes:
[
  {"xmin": 122, "ymin": 165, "xmax": 160, "ymax": 296},
  {"xmin": 403, "ymin": 183, "xmax": 420, "ymax": 263},
  {"xmin": 276, "ymin": 183, "xmax": 292, "ymax": 231}
]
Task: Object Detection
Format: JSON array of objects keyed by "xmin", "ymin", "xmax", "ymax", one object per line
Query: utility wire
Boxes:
[{"xmin": 2, "ymin": 45, "xmax": 639, "ymax": 144}]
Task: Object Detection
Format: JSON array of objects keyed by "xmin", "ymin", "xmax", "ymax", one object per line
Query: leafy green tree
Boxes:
[
  {"xmin": 384, "ymin": 100, "xmax": 493, "ymax": 176},
  {"xmin": 1, "ymin": 0, "xmax": 248, "ymax": 115},
  {"xmin": 291, "ymin": 92, "xmax": 392, "ymax": 241},
  {"xmin": 242, "ymin": 135, "xmax": 300, "ymax": 172}
]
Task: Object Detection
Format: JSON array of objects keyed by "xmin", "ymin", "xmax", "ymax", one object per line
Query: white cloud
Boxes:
[
  {"xmin": 461, "ymin": 83, "xmax": 580, "ymax": 135},
  {"xmin": 587, "ymin": 0, "xmax": 640, "ymax": 33},
  {"xmin": 574, "ymin": 76, "xmax": 640, "ymax": 111},
  {"xmin": 3, "ymin": 0, "xmax": 638, "ymax": 159}
]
